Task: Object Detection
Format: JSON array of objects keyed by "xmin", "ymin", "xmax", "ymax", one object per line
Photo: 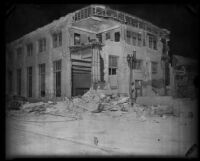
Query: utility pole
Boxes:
[{"xmin": 127, "ymin": 50, "xmax": 136, "ymax": 107}]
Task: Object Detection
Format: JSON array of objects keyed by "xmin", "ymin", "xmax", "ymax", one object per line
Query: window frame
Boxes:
[
  {"xmin": 74, "ymin": 33, "xmax": 81, "ymax": 45},
  {"xmin": 39, "ymin": 63, "xmax": 46, "ymax": 97},
  {"xmin": 26, "ymin": 43, "xmax": 33, "ymax": 56},
  {"xmin": 38, "ymin": 38, "xmax": 46, "ymax": 53},
  {"xmin": 109, "ymin": 55, "xmax": 118, "ymax": 75},
  {"xmin": 16, "ymin": 47, "xmax": 23, "ymax": 57},
  {"xmin": 114, "ymin": 32, "xmax": 120, "ymax": 42},
  {"xmin": 52, "ymin": 31, "xmax": 62, "ymax": 48},
  {"xmin": 151, "ymin": 61, "xmax": 158, "ymax": 74}
]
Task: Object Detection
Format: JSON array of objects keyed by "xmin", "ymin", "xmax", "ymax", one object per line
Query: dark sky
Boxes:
[{"xmin": 6, "ymin": 4, "xmax": 199, "ymax": 59}]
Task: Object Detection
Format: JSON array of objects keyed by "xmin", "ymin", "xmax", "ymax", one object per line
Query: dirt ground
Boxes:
[{"xmin": 6, "ymin": 96, "xmax": 198, "ymax": 158}]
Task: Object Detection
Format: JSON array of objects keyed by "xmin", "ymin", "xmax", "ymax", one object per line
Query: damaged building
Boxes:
[{"xmin": 6, "ymin": 4, "xmax": 170, "ymax": 100}]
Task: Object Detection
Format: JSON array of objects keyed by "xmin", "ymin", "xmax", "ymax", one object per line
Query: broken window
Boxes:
[
  {"xmin": 17, "ymin": 47, "xmax": 22, "ymax": 57},
  {"xmin": 109, "ymin": 55, "xmax": 118, "ymax": 75},
  {"xmin": 52, "ymin": 32, "xmax": 62, "ymax": 48},
  {"xmin": 114, "ymin": 32, "xmax": 120, "ymax": 42},
  {"xmin": 26, "ymin": 43, "xmax": 33, "ymax": 56},
  {"xmin": 131, "ymin": 32, "xmax": 137, "ymax": 46},
  {"xmin": 27, "ymin": 66, "xmax": 32, "ymax": 97},
  {"xmin": 133, "ymin": 59, "xmax": 143, "ymax": 70},
  {"xmin": 39, "ymin": 63, "xmax": 45, "ymax": 97},
  {"xmin": 53, "ymin": 60, "xmax": 62, "ymax": 97},
  {"xmin": 106, "ymin": 32, "xmax": 111, "ymax": 40},
  {"xmin": 38, "ymin": 38, "xmax": 46, "ymax": 53},
  {"xmin": 17, "ymin": 68, "xmax": 21, "ymax": 96},
  {"xmin": 151, "ymin": 61, "xmax": 158, "ymax": 74},
  {"xmin": 8, "ymin": 70, "xmax": 12, "ymax": 93},
  {"xmin": 74, "ymin": 33, "xmax": 81, "ymax": 45}
]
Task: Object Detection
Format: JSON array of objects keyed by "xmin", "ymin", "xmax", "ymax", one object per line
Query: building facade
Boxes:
[{"xmin": 6, "ymin": 4, "xmax": 170, "ymax": 100}]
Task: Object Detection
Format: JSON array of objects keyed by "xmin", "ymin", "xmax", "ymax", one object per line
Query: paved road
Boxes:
[{"xmin": 6, "ymin": 125, "xmax": 116, "ymax": 158}]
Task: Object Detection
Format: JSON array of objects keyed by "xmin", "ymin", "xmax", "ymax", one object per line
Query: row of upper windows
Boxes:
[
  {"xmin": 108, "ymin": 55, "xmax": 158, "ymax": 75},
  {"xmin": 16, "ymin": 31, "xmax": 62, "ymax": 57},
  {"xmin": 73, "ymin": 30, "xmax": 158, "ymax": 50},
  {"xmin": 125, "ymin": 30, "xmax": 158, "ymax": 50}
]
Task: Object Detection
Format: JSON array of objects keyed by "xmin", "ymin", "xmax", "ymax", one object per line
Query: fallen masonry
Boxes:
[{"xmin": 6, "ymin": 89, "xmax": 197, "ymax": 121}]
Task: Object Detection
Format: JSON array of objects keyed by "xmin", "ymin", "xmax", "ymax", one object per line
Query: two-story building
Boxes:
[{"xmin": 6, "ymin": 4, "xmax": 170, "ymax": 100}]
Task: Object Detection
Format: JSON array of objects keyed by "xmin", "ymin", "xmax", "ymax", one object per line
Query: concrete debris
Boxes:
[{"xmin": 7, "ymin": 88, "xmax": 195, "ymax": 122}]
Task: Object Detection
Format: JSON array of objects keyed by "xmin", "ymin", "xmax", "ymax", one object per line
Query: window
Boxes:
[
  {"xmin": 148, "ymin": 34, "xmax": 157, "ymax": 50},
  {"xmin": 114, "ymin": 32, "xmax": 120, "ymax": 42},
  {"xmin": 126, "ymin": 30, "xmax": 131, "ymax": 44},
  {"xmin": 151, "ymin": 61, "xmax": 158, "ymax": 74},
  {"xmin": 38, "ymin": 38, "xmax": 46, "ymax": 52},
  {"xmin": 26, "ymin": 43, "xmax": 33, "ymax": 56},
  {"xmin": 39, "ymin": 64, "xmax": 45, "ymax": 97},
  {"xmin": 17, "ymin": 47, "xmax": 22, "ymax": 57},
  {"xmin": 74, "ymin": 33, "xmax": 81, "ymax": 45},
  {"xmin": 153, "ymin": 38, "xmax": 157, "ymax": 50},
  {"xmin": 134, "ymin": 59, "xmax": 143, "ymax": 70},
  {"xmin": 27, "ymin": 66, "xmax": 32, "ymax": 97},
  {"xmin": 96, "ymin": 33, "xmax": 102, "ymax": 43},
  {"xmin": 106, "ymin": 32, "xmax": 111, "ymax": 40},
  {"xmin": 8, "ymin": 71, "xmax": 12, "ymax": 93},
  {"xmin": 149, "ymin": 36, "xmax": 153, "ymax": 49},
  {"xmin": 52, "ymin": 32, "xmax": 62, "ymax": 48},
  {"xmin": 17, "ymin": 68, "xmax": 21, "ymax": 96},
  {"xmin": 137, "ymin": 33, "xmax": 142, "ymax": 46},
  {"xmin": 109, "ymin": 55, "xmax": 118, "ymax": 75},
  {"xmin": 53, "ymin": 60, "xmax": 62, "ymax": 97},
  {"xmin": 131, "ymin": 32, "xmax": 137, "ymax": 46}
]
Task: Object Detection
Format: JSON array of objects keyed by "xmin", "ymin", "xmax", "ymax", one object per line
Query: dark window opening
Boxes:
[
  {"xmin": 38, "ymin": 38, "xmax": 46, "ymax": 52},
  {"xmin": 148, "ymin": 34, "xmax": 157, "ymax": 50},
  {"xmin": 39, "ymin": 64, "xmax": 45, "ymax": 97},
  {"xmin": 153, "ymin": 38, "xmax": 157, "ymax": 50},
  {"xmin": 126, "ymin": 30, "xmax": 131, "ymax": 44},
  {"xmin": 131, "ymin": 32, "xmax": 137, "ymax": 46},
  {"xmin": 52, "ymin": 32, "xmax": 62, "ymax": 48},
  {"xmin": 109, "ymin": 55, "xmax": 118, "ymax": 75},
  {"xmin": 53, "ymin": 60, "xmax": 62, "ymax": 97},
  {"xmin": 96, "ymin": 33, "xmax": 102, "ymax": 43},
  {"xmin": 106, "ymin": 32, "xmax": 111, "ymax": 40},
  {"xmin": 114, "ymin": 32, "xmax": 120, "ymax": 42},
  {"xmin": 138, "ymin": 33, "xmax": 142, "ymax": 46},
  {"xmin": 74, "ymin": 33, "xmax": 81, "ymax": 45},
  {"xmin": 27, "ymin": 43, "xmax": 33, "ymax": 56},
  {"xmin": 151, "ymin": 61, "xmax": 158, "ymax": 74},
  {"xmin": 17, "ymin": 68, "xmax": 21, "ymax": 96},
  {"xmin": 27, "ymin": 66, "xmax": 32, "ymax": 97}
]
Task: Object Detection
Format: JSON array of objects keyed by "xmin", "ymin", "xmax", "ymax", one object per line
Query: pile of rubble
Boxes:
[{"xmin": 7, "ymin": 89, "xmax": 193, "ymax": 121}]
